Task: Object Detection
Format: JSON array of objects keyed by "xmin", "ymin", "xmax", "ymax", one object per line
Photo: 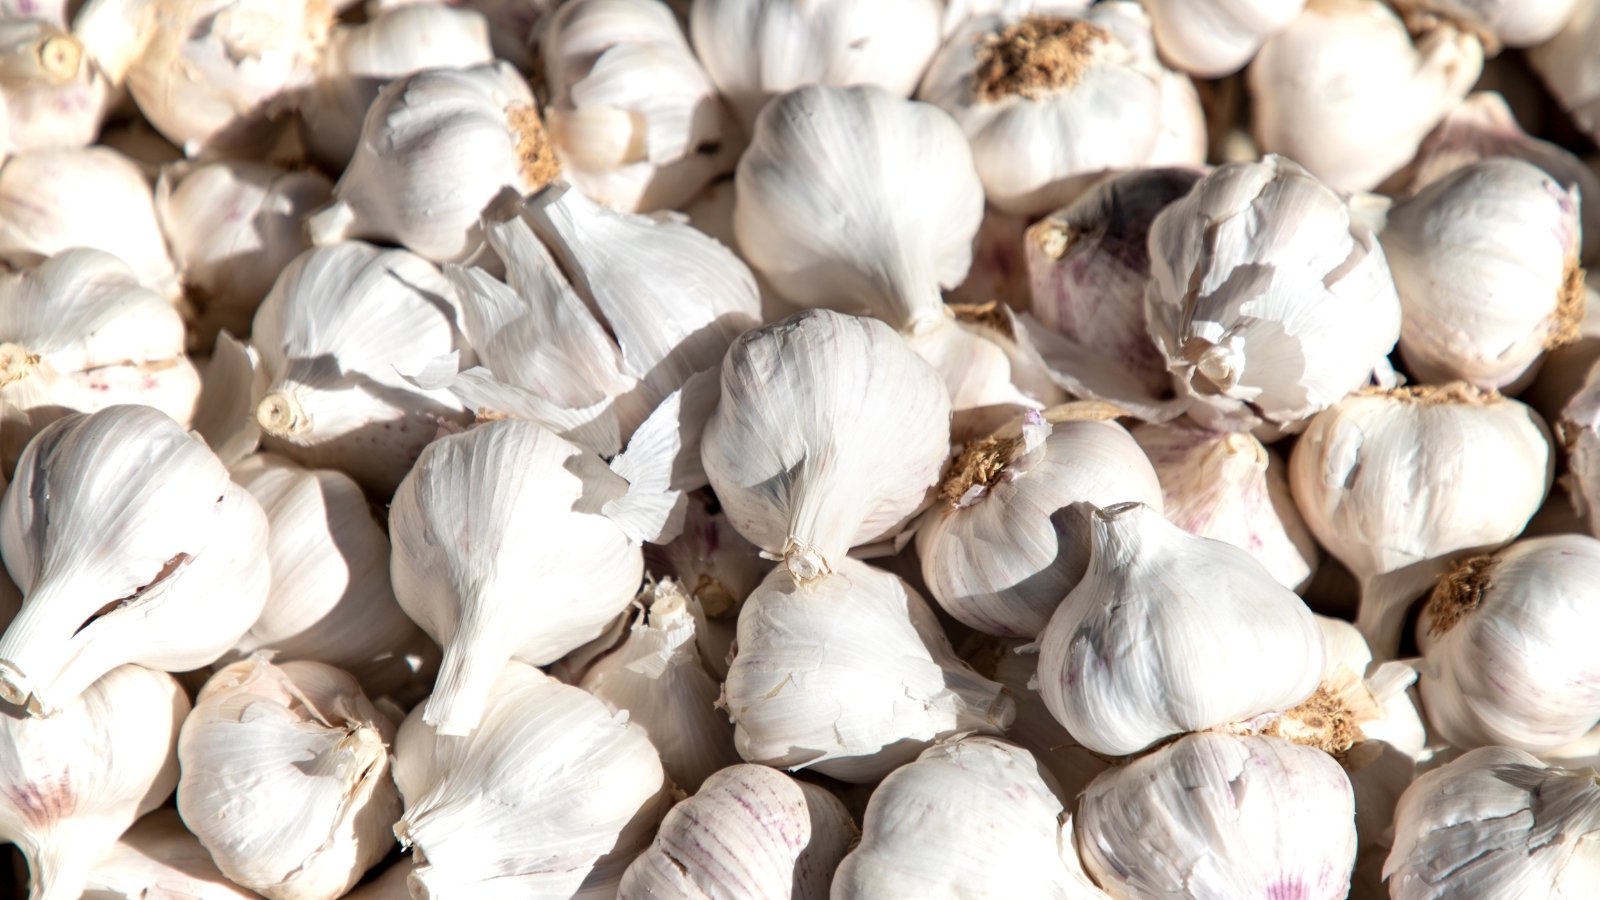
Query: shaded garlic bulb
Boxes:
[
  {"xmin": 1248, "ymin": 0, "xmax": 1482, "ymax": 192},
  {"xmin": 1141, "ymin": 0, "xmax": 1305, "ymax": 77},
  {"xmin": 0, "ymin": 248, "xmax": 200, "ymax": 471},
  {"xmin": 0, "ymin": 665, "xmax": 189, "ymax": 900},
  {"xmin": 308, "ymin": 63, "xmax": 560, "ymax": 264},
  {"xmin": 1289, "ymin": 384, "xmax": 1552, "ymax": 657},
  {"xmin": 82, "ymin": 809, "xmax": 256, "ymax": 900},
  {"xmin": 702, "ymin": 310, "xmax": 951, "ymax": 582},
  {"xmin": 920, "ymin": 2, "xmax": 1205, "ymax": 216},
  {"xmin": 619, "ymin": 764, "xmax": 855, "ymax": 900},
  {"xmin": 1077, "ymin": 732, "xmax": 1357, "ymax": 899},
  {"xmin": 0, "ymin": 20, "xmax": 112, "ymax": 156},
  {"xmin": 916, "ymin": 405, "xmax": 1163, "ymax": 638},
  {"xmin": 1528, "ymin": 0, "xmax": 1600, "ymax": 144},
  {"xmin": 393, "ymin": 661, "xmax": 669, "ymax": 898},
  {"xmin": 0, "ymin": 406, "xmax": 269, "ymax": 716},
  {"xmin": 833, "ymin": 736, "xmax": 1106, "ymax": 899},
  {"xmin": 1392, "ymin": 0, "xmax": 1579, "ymax": 49},
  {"xmin": 178, "ymin": 659, "xmax": 400, "ymax": 900},
  {"xmin": 724, "ymin": 557, "xmax": 1014, "ymax": 783}
]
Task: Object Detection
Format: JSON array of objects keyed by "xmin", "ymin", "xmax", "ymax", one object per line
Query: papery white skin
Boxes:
[
  {"xmin": 723, "ymin": 557, "xmax": 1014, "ymax": 783},
  {"xmin": 190, "ymin": 332, "xmax": 265, "ymax": 468},
  {"xmin": 1248, "ymin": 0, "xmax": 1483, "ymax": 192},
  {"xmin": 82, "ymin": 809, "xmax": 257, "ymax": 900},
  {"xmin": 1385, "ymin": 746, "xmax": 1600, "ymax": 899},
  {"xmin": 1141, "ymin": 0, "xmax": 1305, "ymax": 77},
  {"xmin": 392, "ymin": 661, "xmax": 668, "ymax": 899},
  {"xmin": 250, "ymin": 241, "xmax": 470, "ymax": 497},
  {"xmin": 0, "ymin": 406, "xmax": 270, "ymax": 716},
  {"xmin": 619, "ymin": 764, "xmax": 856, "ymax": 900},
  {"xmin": 0, "ymin": 248, "xmax": 200, "ymax": 471},
  {"xmin": 1393, "ymin": 0, "xmax": 1579, "ymax": 48},
  {"xmin": 919, "ymin": 1, "xmax": 1205, "ymax": 216},
  {"xmin": 690, "ymin": 0, "xmax": 943, "ymax": 128},
  {"xmin": 1077, "ymin": 732, "xmax": 1358, "ymax": 900},
  {"xmin": 1037, "ymin": 501, "xmax": 1325, "ymax": 757},
  {"xmin": 0, "ymin": 665, "xmax": 189, "ymax": 900},
  {"xmin": 0, "ymin": 22, "xmax": 112, "ymax": 157},
  {"xmin": 367, "ymin": 0, "xmax": 559, "ymax": 69},
  {"xmin": 702, "ymin": 310, "xmax": 951, "ymax": 582},
  {"xmin": 1529, "ymin": 0, "xmax": 1600, "ymax": 143},
  {"xmin": 1289, "ymin": 385, "xmax": 1552, "ymax": 658}
]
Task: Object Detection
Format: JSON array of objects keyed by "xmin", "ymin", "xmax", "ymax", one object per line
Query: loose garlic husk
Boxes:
[
  {"xmin": 249, "ymin": 241, "xmax": 470, "ymax": 497},
  {"xmin": 1289, "ymin": 384, "xmax": 1552, "ymax": 657},
  {"xmin": 1381, "ymin": 158, "xmax": 1585, "ymax": 391},
  {"xmin": 833, "ymin": 736, "xmax": 1106, "ymax": 898},
  {"xmin": 1392, "ymin": 0, "xmax": 1579, "ymax": 49},
  {"xmin": 1133, "ymin": 421, "xmax": 1319, "ymax": 591},
  {"xmin": 920, "ymin": 1, "xmax": 1205, "ymax": 216},
  {"xmin": 308, "ymin": 62, "xmax": 560, "ymax": 264},
  {"xmin": 619, "ymin": 764, "xmax": 855, "ymax": 900},
  {"xmin": 393, "ymin": 661, "xmax": 669, "ymax": 898},
  {"xmin": 1077, "ymin": 732, "xmax": 1358, "ymax": 900},
  {"xmin": 1036, "ymin": 501, "xmax": 1324, "ymax": 756},
  {"xmin": 723, "ymin": 556, "xmax": 1014, "ymax": 783},
  {"xmin": 0, "ymin": 248, "xmax": 200, "ymax": 472},
  {"xmin": 690, "ymin": 0, "xmax": 943, "ymax": 128},
  {"xmin": 82, "ymin": 809, "xmax": 257, "ymax": 900},
  {"xmin": 1144, "ymin": 155, "xmax": 1403, "ymax": 433},
  {"xmin": 1140, "ymin": 0, "xmax": 1305, "ymax": 77},
  {"xmin": 0, "ymin": 665, "xmax": 189, "ymax": 900},
  {"xmin": 702, "ymin": 310, "xmax": 950, "ymax": 582},
  {"xmin": 1248, "ymin": 0, "xmax": 1483, "ymax": 192},
  {"xmin": 178, "ymin": 658, "xmax": 401, "ymax": 900},
  {"xmin": 915, "ymin": 405, "xmax": 1163, "ymax": 638},
  {"xmin": 0, "ymin": 19, "xmax": 112, "ymax": 157},
  {"xmin": 0, "ymin": 406, "xmax": 269, "ymax": 716},
  {"xmin": 1529, "ymin": 1, "xmax": 1600, "ymax": 144}
]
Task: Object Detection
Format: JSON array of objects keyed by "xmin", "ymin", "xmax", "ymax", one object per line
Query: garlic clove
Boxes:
[
  {"xmin": 82, "ymin": 809, "xmax": 257, "ymax": 900},
  {"xmin": 1528, "ymin": 0, "xmax": 1600, "ymax": 144},
  {"xmin": 1141, "ymin": 0, "xmax": 1306, "ymax": 78}
]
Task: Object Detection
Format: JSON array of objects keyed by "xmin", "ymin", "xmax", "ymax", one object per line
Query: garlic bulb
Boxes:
[
  {"xmin": 389, "ymin": 418, "xmax": 643, "ymax": 735},
  {"xmin": 1385, "ymin": 746, "xmax": 1600, "ymax": 898},
  {"xmin": 0, "ymin": 20, "xmax": 111, "ymax": 157},
  {"xmin": 1144, "ymin": 155, "xmax": 1403, "ymax": 432},
  {"xmin": 1529, "ymin": 271, "xmax": 1600, "ymax": 425},
  {"xmin": 915, "ymin": 405, "xmax": 1163, "ymax": 638},
  {"xmin": 0, "ymin": 405, "xmax": 269, "ymax": 716},
  {"xmin": 1141, "ymin": 0, "xmax": 1305, "ymax": 77},
  {"xmin": 1248, "ymin": 0, "xmax": 1483, "ymax": 192},
  {"xmin": 1381, "ymin": 158, "xmax": 1584, "ymax": 391},
  {"xmin": 1077, "ymin": 732, "xmax": 1358, "ymax": 899},
  {"xmin": 542, "ymin": 0, "xmax": 739, "ymax": 213},
  {"xmin": 82, "ymin": 809, "xmax": 257, "ymax": 900},
  {"xmin": 690, "ymin": 0, "xmax": 944, "ymax": 127},
  {"xmin": 579, "ymin": 579, "xmax": 738, "ymax": 793},
  {"xmin": 178, "ymin": 658, "xmax": 401, "ymax": 900},
  {"xmin": 1133, "ymin": 421, "xmax": 1319, "ymax": 591},
  {"xmin": 619, "ymin": 764, "xmax": 856, "ymax": 900},
  {"xmin": 367, "ymin": 0, "xmax": 558, "ymax": 70},
  {"xmin": 1037, "ymin": 501, "xmax": 1324, "ymax": 756},
  {"xmin": 702, "ymin": 310, "xmax": 951, "ymax": 582},
  {"xmin": 723, "ymin": 556, "xmax": 1014, "ymax": 783},
  {"xmin": 1289, "ymin": 384, "xmax": 1552, "ymax": 657},
  {"xmin": 920, "ymin": 2, "xmax": 1205, "ymax": 216},
  {"xmin": 1529, "ymin": 0, "xmax": 1600, "ymax": 144},
  {"xmin": 0, "ymin": 248, "xmax": 200, "ymax": 471},
  {"xmin": 308, "ymin": 62, "xmax": 560, "ymax": 264},
  {"xmin": 249, "ymin": 241, "xmax": 470, "ymax": 497},
  {"xmin": 1392, "ymin": 0, "xmax": 1579, "ymax": 49},
  {"xmin": 0, "ymin": 665, "xmax": 189, "ymax": 900},
  {"xmin": 155, "ymin": 160, "xmax": 332, "ymax": 349},
  {"xmin": 833, "ymin": 736, "xmax": 1106, "ymax": 898},
  {"xmin": 393, "ymin": 661, "xmax": 669, "ymax": 898}
]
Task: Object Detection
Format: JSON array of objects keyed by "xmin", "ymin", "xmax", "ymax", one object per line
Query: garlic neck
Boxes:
[
  {"xmin": 973, "ymin": 16, "xmax": 1109, "ymax": 103},
  {"xmin": 0, "ymin": 342, "xmax": 40, "ymax": 388},
  {"xmin": 256, "ymin": 390, "xmax": 312, "ymax": 439}
]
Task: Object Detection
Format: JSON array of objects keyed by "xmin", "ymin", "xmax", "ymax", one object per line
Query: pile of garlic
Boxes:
[{"xmin": 1, "ymin": 0, "xmax": 1599, "ymax": 897}]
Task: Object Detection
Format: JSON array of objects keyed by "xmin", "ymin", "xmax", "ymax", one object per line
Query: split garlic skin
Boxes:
[
  {"xmin": 82, "ymin": 809, "xmax": 257, "ymax": 900},
  {"xmin": 1530, "ymin": 0, "xmax": 1600, "ymax": 143},
  {"xmin": 1141, "ymin": 0, "xmax": 1305, "ymax": 77}
]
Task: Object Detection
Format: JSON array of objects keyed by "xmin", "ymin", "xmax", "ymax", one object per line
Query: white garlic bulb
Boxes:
[
  {"xmin": 366, "ymin": 0, "xmax": 558, "ymax": 70},
  {"xmin": 393, "ymin": 661, "xmax": 669, "ymax": 898},
  {"xmin": 702, "ymin": 310, "xmax": 951, "ymax": 582},
  {"xmin": 0, "ymin": 248, "xmax": 200, "ymax": 471},
  {"xmin": 250, "ymin": 241, "xmax": 470, "ymax": 497},
  {"xmin": 915, "ymin": 405, "xmax": 1163, "ymax": 638},
  {"xmin": 178, "ymin": 658, "xmax": 401, "ymax": 900},
  {"xmin": 1392, "ymin": 0, "xmax": 1579, "ymax": 49},
  {"xmin": 1381, "ymin": 158, "xmax": 1584, "ymax": 391},
  {"xmin": 1289, "ymin": 384, "xmax": 1552, "ymax": 657},
  {"xmin": 1144, "ymin": 155, "xmax": 1403, "ymax": 432},
  {"xmin": 0, "ymin": 406, "xmax": 269, "ymax": 716},
  {"xmin": 308, "ymin": 62, "xmax": 560, "ymax": 264},
  {"xmin": 0, "ymin": 20, "xmax": 112, "ymax": 157},
  {"xmin": 833, "ymin": 736, "xmax": 1106, "ymax": 898},
  {"xmin": 1141, "ymin": 0, "xmax": 1305, "ymax": 77},
  {"xmin": 619, "ymin": 764, "xmax": 856, "ymax": 900},
  {"xmin": 1037, "ymin": 501, "xmax": 1324, "ymax": 756},
  {"xmin": 920, "ymin": 1, "xmax": 1205, "ymax": 216},
  {"xmin": 690, "ymin": 0, "xmax": 943, "ymax": 127},
  {"xmin": 0, "ymin": 665, "xmax": 189, "ymax": 900},
  {"xmin": 1077, "ymin": 732, "xmax": 1358, "ymax": 899},
  {"xmin": 82, "ymin": 809, "xmax": 257, "ymax": 900},
  {"xmin": 724, "ymin": 556, "xmax": 1014, "ymax": 783},
  {"xmin": 1529, "ymin": 0, "xmax": 1600, "ymax": 144}
]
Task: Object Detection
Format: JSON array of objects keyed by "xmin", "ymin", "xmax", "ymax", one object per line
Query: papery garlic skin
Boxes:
[
  {"xmin": 724, "ymin": 557, "xmax": 1013, "ymax": 783},
  {"xmin": 1394, "ymin": 0, "xmax": 1579, "ymax": 48},
  {"xmin": 0, "ymin": 665, "xmax": 189, "ymax": 900},
  {"xmin": 1142, "ymin": 0, "xmax": 1305, "ymax": 77},
  {"xmin": 82, "ymin": 809, "xmax": 257, "ymax": 900},
  {"xmin": 1077, "ymin": 732, "xmax": 1357, "ymax": 900},
  {"xmin": 1529, "ymin": 1, "xmax": 1600, "ymax": 143}
]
